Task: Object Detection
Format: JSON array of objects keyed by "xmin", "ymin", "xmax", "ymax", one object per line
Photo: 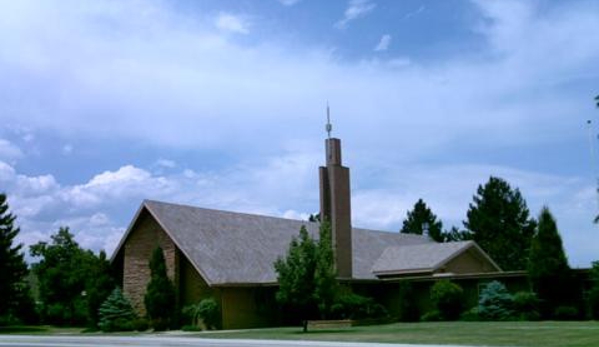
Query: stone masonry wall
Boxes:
[{"xmin": 122, "ymin": 210, "xmax": 179, "ymax": 316}]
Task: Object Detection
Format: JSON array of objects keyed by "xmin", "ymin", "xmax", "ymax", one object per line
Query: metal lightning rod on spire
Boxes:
[{"xmin": 326, "ymin": 102, "xmax": 332, "ymax": 139}]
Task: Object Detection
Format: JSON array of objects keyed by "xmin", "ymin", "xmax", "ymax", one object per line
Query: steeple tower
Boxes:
[{"xmin": 319, "ymin": 106, "xmax": 353, "ymax": 278}]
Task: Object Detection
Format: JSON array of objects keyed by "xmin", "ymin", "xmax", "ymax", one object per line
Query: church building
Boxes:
[{"xmin": 111, "ymin": 130, "xmax": 506, "ymax": 329}]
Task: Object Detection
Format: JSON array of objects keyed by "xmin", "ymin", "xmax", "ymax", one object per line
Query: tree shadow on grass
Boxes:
[{"xmin": 0, "ymin": 325, "xmax": 48, "ymax": 334}]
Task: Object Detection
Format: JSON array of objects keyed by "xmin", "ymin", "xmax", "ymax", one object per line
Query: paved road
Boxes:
[{"xmin": 0, "ymin": 335, "xmax": 466, "ymax": 347}]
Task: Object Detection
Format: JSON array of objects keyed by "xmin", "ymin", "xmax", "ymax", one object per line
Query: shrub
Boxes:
[
  {"xmin": 460, "ymin": 307, "xmax": 479, "ymax": 321},
  {"xmin": 97, "ymin": 287, "xmax": 136, "ymax": 332},
  {"xmin": 397, "ymin": 282, "xmax": 419, "ymax": 322},
  {"xmin": 197, "ymin": 298, "xmax": 220, "ymax": 330},
  {"xmin": 554, "ymin": 306, "xmax": 579, "ymax": 321},
  {"xmin": 183, "ymin": 298, "xmax": 221, "ymax": 330},
  {"xmin": 477, "ymin": 281, "xmax": 514, "ymax": 321},
  {"xmin": 513, "ymin": 291, "xmax": 540, "ymax": 321},
  {"xmin": 430, "ymin": 280, "xmax": 464, "ymax": 320},
  {"xmin": 330, "ymin": 293, "xmax": 388, "ymax": 320}
]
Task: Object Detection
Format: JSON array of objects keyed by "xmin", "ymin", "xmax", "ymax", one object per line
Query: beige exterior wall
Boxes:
[
  {"xmin": 220, "ymin": 287, "xmax": 279, "ymax": 329},
  {"xmin": 442, "ymin": 249, "xmax": 496, "ymax": 274},
  {"xmin": 122, "ymin": 210, "xmax": 179, "ymax": 315},
  {"xmin": 179, "ymin": 255, "xmax": 216, "ymax": 306}
]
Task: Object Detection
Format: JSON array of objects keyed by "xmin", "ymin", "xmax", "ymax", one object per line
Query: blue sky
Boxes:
[{"xmin": 0, "ymin": 0, "xmax": 598, "ymax": 267}]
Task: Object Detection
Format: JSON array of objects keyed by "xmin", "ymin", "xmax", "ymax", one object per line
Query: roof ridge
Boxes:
[{"xmin": 144, "ymin": 199, "xmax": 320, "ymax": 225}]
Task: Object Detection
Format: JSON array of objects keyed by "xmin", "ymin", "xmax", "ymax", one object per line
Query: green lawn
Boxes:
[
  {"xmin": 197, "ymin": 321, "xmax": 599, "ymax": 347},
  {"xmin": 0, "ymin": 325, "xmax": 84, "ymax": 335}
]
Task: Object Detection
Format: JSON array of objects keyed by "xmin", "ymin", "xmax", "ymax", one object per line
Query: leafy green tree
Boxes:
[
  {"xmin": 274, "ymin": 226, "xmax": 318, "ymax": 331},
  {"xmin": 31, "ymin": 227, "xmax": 88, "ymax": 325},
  {"xmin": 98, "ymin": 287, "xmax": 137, "ymax": 332},
  {"xmin": 528, "ymin": 207, "xmax": 571, "ymax": 318},
  {"xmin": 274, "ymin": 221, "xmax": 340, "ymax": 330},
  {"xmin": 0, "ymin": 193, "xmax": 30, "ymax": 323},
  {"xmin": 85, "ymin": 250, "xmax": 115, "ymax": 327},
  {"xmin": 144, "ymin": 246, "xmax": 176, "ymax": 331},
  {"xmin": 313, "ymin": 220, "xmax": 338, "ymax": 318},
  {"xmin": 400, "ymin": 199, "xmax": 444, "ymax": 242},
  {"xmin": 464, "ymin": 176, "xmax": 536, "ymax": 270},
  {"xmin": 30, "ymin": 227, "xmax": 113, "ymax": 326}
]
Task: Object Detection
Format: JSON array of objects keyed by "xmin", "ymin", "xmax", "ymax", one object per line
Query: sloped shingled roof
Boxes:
[
  {"xmin": 371, "ymin": 241, "xmax": 501, "ymax": 276},
  {"xmin": 114, "ymin": 200, "xmax": 501, "ymax": 286},
  {"xmin": 116, "ymin": 200, "xmax": 432, "ymax": 286}
]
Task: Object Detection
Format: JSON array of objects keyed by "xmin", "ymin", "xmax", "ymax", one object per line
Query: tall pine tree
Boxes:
[
  {"xmin": 400, "ymin": 199, "xmax": 444, "ymax": 242},
  {"xmin": 464, "ymin": 176, "xmax": 536, "ymax": 270},
  {"xmin": 144, "ymin": 246, "xmax": 176, "ymax": 331},
  {"xmin": 528, "ymin": 207, "xmax": 571, "ymax": 318},
  {"xmin": 0, "ymin": 193, "xmax": 28, "ymax": 320}
]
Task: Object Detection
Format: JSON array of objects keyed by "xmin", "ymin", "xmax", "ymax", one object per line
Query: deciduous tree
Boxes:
[
  {"xmin": 30, "ymin": 227, "xmax": 113, "ymax": 326},
  {"xmin": 274, "ymin": 221, "xmax": 339, "ymax": 331}
]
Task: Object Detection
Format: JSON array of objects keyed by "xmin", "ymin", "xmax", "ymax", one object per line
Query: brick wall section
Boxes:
[{"xmin": 123, "ymin": 210, "xmax": 179, "ymax": 316}]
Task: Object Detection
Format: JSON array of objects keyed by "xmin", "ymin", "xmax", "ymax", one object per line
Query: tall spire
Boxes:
[
  {"xmin": 326, "ymin": 102, "xmax": 332, "ymax": 139},
  {"xmin": 319, "ymin": 110, "xmax": 352, "ymax": 278}
]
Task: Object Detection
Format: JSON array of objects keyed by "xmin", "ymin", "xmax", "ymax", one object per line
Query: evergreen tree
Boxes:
[
  {"xmin": 441, "ymin": 226, "xmax": 472, "ymax": 242},
  {"xmin": 144, "ymin": 246, "xmax": 176, "ymax": 331},
  {"xmin": 464, "ymin": 176, "xmax": 536, "ymax": 270},
  {"xmin": 528, "ymin": 206, "xmax": 571, "ymax": 318},
  {"xmin": 588, "ymin": 261, "xmax": 599, "ymax": 319},
  {"xmin": 98, "ymin": 287, "xmax": 136, "ymax": 332},
  {"xmin": 400, "ymin": 199, "xmax": 444, "ymax": 242},
  {"xmin": 0, "ymin": 193, "xmax": 29, "ymax": 321},
  {"xmin": 313, "ymin": 220, "xmax": 338, "ymax": 318}
]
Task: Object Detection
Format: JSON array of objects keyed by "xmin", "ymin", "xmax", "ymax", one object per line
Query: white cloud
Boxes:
[
  {"xmin": 374, "ymin": 34, "xmax": 391, "ymax": 51},
  {"xmin": 0, "ymin": 0, "xmax": 598, "ymax": 267},
  {"xmin": 335, "ymin": 0, "xmax": 376, "ymax": 29},
  {"xmin": 0, "ymin": 139, "xmax": 22, "ymax": 160},
  {"xmin": 215, "ymin": 12, "xmax": 250, "ymax": 34}
]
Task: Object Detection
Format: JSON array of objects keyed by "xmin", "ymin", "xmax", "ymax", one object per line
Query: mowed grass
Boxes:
[
  {"xmin": 198, "ymin": 321, "xmax": 599, "ymax": 347},
  {"xmin": 0, "ymin": 325, "xmax": 84, "ymax": 335}
]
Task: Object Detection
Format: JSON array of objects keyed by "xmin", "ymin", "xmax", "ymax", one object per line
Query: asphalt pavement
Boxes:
[{"xmin": 0, "ymin": 335, "xmax": 468, "ymax": 347}]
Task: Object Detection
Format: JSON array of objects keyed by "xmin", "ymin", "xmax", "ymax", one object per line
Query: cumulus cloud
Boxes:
[
  {"xmin": 0, "ymin": 0, "xmax": 598, "ymax": 267},
  {"xmin": 215, "ymin": 12, "xmax": 250, "ymax": 34},
  {"xmin": 335, "ymin": 0, "xmax": 376, "ymax": 29},
  {"xmin": 374, "ymin": 34, "xmax": 391, "ymax": 51}
]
